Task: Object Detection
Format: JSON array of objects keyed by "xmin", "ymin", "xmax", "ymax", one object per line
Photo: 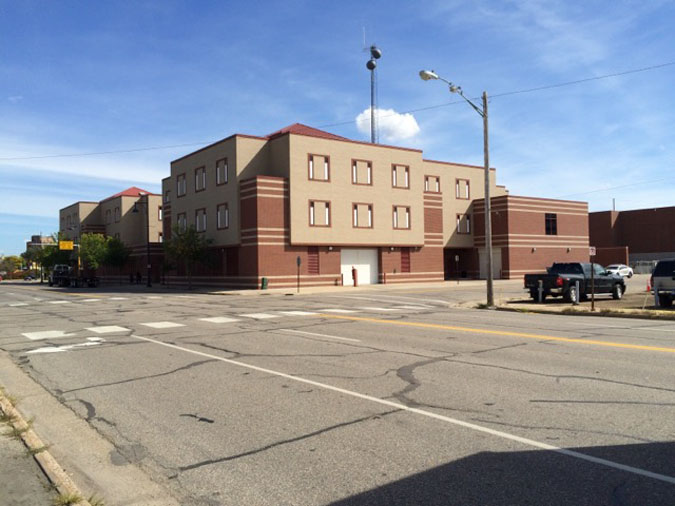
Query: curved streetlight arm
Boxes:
[{"xmin": 454, "ymin": 89, "xmax": 485, "ymax": 118}]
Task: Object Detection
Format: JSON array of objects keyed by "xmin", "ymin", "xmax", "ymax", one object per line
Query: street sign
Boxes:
[
  {"xmin": 296, "ymin": 256, "xmax": 301, "ymax": 266},
  {"xmin": 589, "ymin": 246, "xmax": 596, "ymax": 256},
  {"xmin": 59, "ymin": 240, "xmax": 74, "ymax": 251}
]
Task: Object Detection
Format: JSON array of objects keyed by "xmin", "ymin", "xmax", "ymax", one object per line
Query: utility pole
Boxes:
[{"xmin": 483, "ymin": 91, "xmax": 494, "ymax": 308}]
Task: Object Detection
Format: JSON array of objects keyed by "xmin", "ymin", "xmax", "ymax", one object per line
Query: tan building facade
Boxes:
[{"xmin": 162, "ymin": 123, "xmax": 589, "ymax": 288}]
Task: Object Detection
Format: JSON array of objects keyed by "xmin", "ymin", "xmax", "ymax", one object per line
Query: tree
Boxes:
[
  {"xmin": 39, "ymin": 233, "xmax": 74, "ymax": 272},
  {"xmin": 0, "ymin": 255, "xmax": 23, "ymax": 277},
  {"xmin": 163, "ymin": 225, "xmax": 211, "ymax": 290},
  {"xmin": 104, "ymin": 237, "xmax": 130, "ymax": 283},
  {"xmin": 79, "ymin": 233, "xmax": 108, "ymax": 271}
]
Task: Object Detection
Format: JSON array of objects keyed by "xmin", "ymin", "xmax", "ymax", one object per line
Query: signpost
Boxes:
[
  {"xmin": 590, "ymin": 246, "xmax": 596, "ymax": 311},
  {"xmin": 454, "ymin": 254, "xmax": 460, "ymax": 285},
  {"xmin": 296, "ymin": 256, "xmax": 301, "ymax": 293}
]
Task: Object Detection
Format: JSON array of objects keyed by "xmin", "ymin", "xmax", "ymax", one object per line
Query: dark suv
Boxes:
[{"xmin": 651, "ymin": 259, "xmax": 675, "ymax": 308}]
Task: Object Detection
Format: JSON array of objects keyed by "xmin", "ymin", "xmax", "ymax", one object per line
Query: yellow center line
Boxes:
[{"xmin": 318, "ymin": 314, "xmax": 675, "ymax": 354}]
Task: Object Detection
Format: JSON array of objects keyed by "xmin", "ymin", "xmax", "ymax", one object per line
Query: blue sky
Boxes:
[{"xmin": 1, "ymin": 0, "xmax": 674, "ymax": 255}]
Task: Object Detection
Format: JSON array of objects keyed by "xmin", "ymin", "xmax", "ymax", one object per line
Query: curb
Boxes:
[
  {"xmin": 495, "ymin": 303, "xmax": 675, "ymax": 321},
  {"xmin": 0, "ymin": 389, "xmax": 91, "ymax": 506}
]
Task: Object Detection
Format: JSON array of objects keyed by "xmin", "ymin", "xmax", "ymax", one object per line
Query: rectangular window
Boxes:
[
  {"xmin": 351, "ymin": 159, "xmax": 372, "ymax": 185},
  {"xmin": 216, "ymin": 158, "xmax": 228, "ymax": 185},
  {"xmin": 456, "ymin": 214, "xmax": 471, "ymax": 234},
  {"xmin": 425, "ymin": 175, "xmax": 440, "ymax": 193},
  {"xmin": 393, "ymin": 206, "xmax": 410, "ymax": 229},
  {"xmin": 158, "ymin": 232, "xmax": 163, "ymax": 243},
  {"xmin": 352, "ymin": 203, "xmax": 373, "ymax": 228},
  {"xmin": 114, "ymin": 207, "xmax": 120, "ymax": 223},
  {"xmin": 195, "ymin": 208, "xmax": 207, "ymax": 232},
  {"xmin": 66, "ymin": 215, "xmax": 72, "ymax": 228},
  {"xmin": 217, "ymin": 203, "xmax": 229, "ymax": 229},
  {"xmin": 177, "ymin": 174, "xmax": 186, "ymax": 196},
  {"xmin": 545, "ymin": 213, "xmax": 558, "ymax": 235},
  {"xmin": 158, "ymin": 206, "xmax": 163, "ymax": 221},
  {"xmin": 177, "ymin": 213, "xmax": 187, "ymax": 232},
  {"xmin": 392, "ymin": 164, "xmax": 410, "ymax": 189},
  {"xmin": 309, "ymin": 200, "xmax": 330, "ymax": 227},
  {"xmin": 164, "ymin": 190, "xmax": 171, "ymax": 203},
  {"xmin": 195, "ymin": 166, "xmax": 206, "ymax": 192},
  {"xmin": 308, "ymin": 154, "xmax": 330, "ymax": 181},
  {"xmin": 456, "ymin": 179, "xmax": 470, "ymax": 199},
  {"xmin": 105, "ymin": 209, "xmax": 112, "ymax": 224}
]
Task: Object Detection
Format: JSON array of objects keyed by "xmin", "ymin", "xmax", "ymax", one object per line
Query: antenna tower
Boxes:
[{"xmin": 366, "ymin": 45, "xmax": 382, "ymax": 143}]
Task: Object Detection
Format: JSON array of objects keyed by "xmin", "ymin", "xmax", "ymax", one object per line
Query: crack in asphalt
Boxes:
[
  {"xmin": 174, "ymin": 409, "xmax": 402, "ymax": 473},
  {"xmin": 60, "ymin": 359, "xmax": 217, "ymax": 394}
]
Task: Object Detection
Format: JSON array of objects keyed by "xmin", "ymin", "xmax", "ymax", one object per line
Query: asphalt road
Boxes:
[{"xmin": 1, "ymin": 281, "xmax": 674, "ymax": 505}]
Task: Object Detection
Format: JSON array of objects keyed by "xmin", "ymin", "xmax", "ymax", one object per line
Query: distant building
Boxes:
[
  {"xmin": 25, "ymin": 234, "xmax": 55, "ymax": 252},
  {"xmin": 160, "ymin": 123, "xmax": 589, "ymax": 288},
  {"xmin": 589, "ymin": 206, "xmax": 675, "ymax": 265}
]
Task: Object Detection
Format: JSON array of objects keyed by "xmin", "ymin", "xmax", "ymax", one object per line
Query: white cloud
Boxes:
[{"xmin": 355, "ymin": 108, "xmax": 420, "ymax": 144}]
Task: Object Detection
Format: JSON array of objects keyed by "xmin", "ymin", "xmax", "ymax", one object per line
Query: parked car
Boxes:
[
  {"xmin": 605, "ymin": 264, "xmax": 633, "ymax": 278},
  {"xmin": 524, "ymin": 262, "xmax": 625, "ymax": 303},
  {"xmin": 651, "ymin": 259, "xmax": 675, "ymax": 308}
]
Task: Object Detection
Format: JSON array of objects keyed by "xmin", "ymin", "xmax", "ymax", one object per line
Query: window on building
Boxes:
[
  {"xmin": 425, "ymin": 175, "xmax": 440, "ymax": 193},
  {"xmin": 392, "ymin": 164, "xmax": 410, "ymax": 189},
  {"xmin": 217, "ymin": 203, "xmax": 229, "ymax": 229},
  {"xmin": 164, "ymin": 190, "xmax": 170, "ymax": 203},
  {"xmin": 216, "ymin": 158, "xmax": 228, "ymax": 185},
  {"xmin": 352, "ymin": 203, "xmax": 373, "ymax": 228},
  {"xmin": 177, "ymin": 174, "xmax": 186, "ymax": 196},
  {"xmin": 352, "ymin": 159, "xmax": 372, "ymax": 185},
  {"xmin": 456, "ymin": 214, "xmax": 471, "ymax": 234},
  {"xmin": 105, "ymin": 209, "xmax": 112, "ymax": 224},
  {"xmin": 66, "ymin": 215, "xmax": 72, "ymax": 228},
  {"xmin": 456, "ymin": 179, "xmax": 470, "ymax": 199},
  {"xmin": 195, "ymin": 209, "xmax": 207, "ymax": 232},
  {"xmin": 393, "ymin": 206, "xmax": 410, "ymax": 229},
  {"xmin": 114, "ymin": 207, "xmax": 120, "ymax": 223},
  {"xmin": 177, "ymin": 212, "xmax": 187, "ymax": 232},
  {"xmin": 158, "ymin": 206, "xmax": 163, "ymax": 221},
  {"xmin": 545, "ymin": 213, "xmax": 558, "ymax": 235},
  {"xmin": 308, "ymin": 154, "xmax": 330, "ymax": 181},
  {"xmin": 195, "ymin": 166, "xmax": 206, "ymax": 192},
  {"xmin": 158, "ymin": 232, "xmax": 163, "ymax": 243},
  {"xmin": 309, "ymin": 200, "xmax": 330, "ymax": 226}
]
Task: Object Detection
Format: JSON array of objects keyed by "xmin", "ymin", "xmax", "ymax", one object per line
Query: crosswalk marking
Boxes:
[
  {"xmin": 199, "ymin": 317, "xmax": 240, "ymax": 324},
  {"xmin": 140, "ymin": 321, "xmax": 186, "ymax": 329},
  {"xmin": 394, "ymin": 305, "xmax": 429, "ymax": 310},
  {"xmin": 278, "ymin": 311, "xmax": 318, "ymax": 316},
  {"xmin": 81, "ymin": 299, "xmax": 101, "ymax": 302},
  {"xmin": 241, "ymin": 313, "xmax": 279, "ymax": 319},
  {"xmin": 109, "ymin": 297, "xmax": 128, "ymax": 300},
  {"xmin": 320, "ymin": 309, "xmax": 359, "ymax": 313},
  {"xmin": 363, "ymin": 307, "xmax": 401, "ymax": 312},
  {"xmin": 27, "ymin": 337, "xmax": 104, "ymax": 355},
  {"xmin": 9, "ymin": 303, "xmax": 28, "ymax": 307},
  {"xmin": 22, "ymin": 330, "xmax": 77, "ymax": 341},
  {"xmin": 48, "ymin": 300, "xmax": 71, "ymax": 304},
  {"xmin": 86, "ymin": 326, "xmax": 130, "ymax": 334}
]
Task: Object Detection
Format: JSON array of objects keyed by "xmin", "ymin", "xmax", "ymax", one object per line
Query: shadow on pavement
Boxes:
[{"xmin": 330, "ymin": 441, "xmax": 675, "ymax": 506}]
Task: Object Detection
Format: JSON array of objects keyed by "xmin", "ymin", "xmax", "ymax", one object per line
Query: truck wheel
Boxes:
[
  {"xmin": 658, "ymin": 294, "xmax": 673, "ymax": 308},
  {"xmin": 612, "ymin": 284, "xmax": 623, "ymax": 300},
  {"xmin": 564, "ymin": 286, "xmax": 578, "ymax": 303}
]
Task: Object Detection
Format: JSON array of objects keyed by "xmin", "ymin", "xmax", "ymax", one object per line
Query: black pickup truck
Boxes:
[{"xmin": 524, "ymin": 262, "xmax": 625, "ymax": 303}]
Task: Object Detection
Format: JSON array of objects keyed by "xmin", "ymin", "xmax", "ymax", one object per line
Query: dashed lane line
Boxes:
[
  {"xmin": 319, "ymin": 314, "xmax": 675, "ymax": 354},
  {"xmin": 240, "ymin": 313, "xmax": 279, "ymax": 320},
  {"xmin": 47, "ymin": 300, "xmax": 71, "ymax": 305},
  {"xmin": 129, "ymin": 332, "xmax": 675, "ymax": 485},
  {"xmin": 140, "ymin": 321, "xmax": 186, "ymax": 329},
  {"xmin": 362, "ymin": 307, "xmax": 401, "ymax": 312},
  {"xmin": 320, "ymin": 309, "xmax": 359, "ymax": 314},
  {"xmin": 279, "ymin": 311, "xmax": 319, "ymax": 316}
]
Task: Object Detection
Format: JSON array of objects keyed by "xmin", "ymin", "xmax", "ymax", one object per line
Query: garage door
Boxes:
[{"xmin": 341, "ymin": 248, "xmax": 379, "ymax": 286}]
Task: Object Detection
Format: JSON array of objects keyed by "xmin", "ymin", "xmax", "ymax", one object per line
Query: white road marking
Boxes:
[
  {"xmin": 279, "ymin": 311, "xmax": 318, "ymax": 316},
  {"xmin": 22, "ymin": 330, "xmax": 77, "ymax": 341},
  {"xmin": 27, "ymin": 337, "xmax": 104, "ymax": 354},
  {"xmin": 86, "ymin": 326, "xmax": 130, "ymax": 334},
  {"xmin": 131, "ymin": 332, "xmax": 675, "ymax": 486},
  {"xmin": 81, "ymin": 299, "xmax": 102, "ymax": 302},
  {"xmin": 9, "ymin": 303, "xmax": 29, "ymax": 307},
  {"xmin": 320, "ymin": 309, "xmax": 359, "ymax": 313},
  {"xmin": 48, "ymin": 300, "xmax": 71, "ymax": 304},
  {"xmin": 146, "ymin": 296, "xmax": 163, "ymax": 299},
  {"xmin": 175, "ymin": 295, "xmax": 196, "ymax": 298},
  {"xmin": 278, "ymin": 329, "xmax": 361, "ymax": 342},
  {"xmin": 363, "ymin": 307, "xmax": 401, "ymax": 312},
  {"xmin": 109, "ymin": 297, "xmax": 128, "ymax": 300},
  {"xmin": 140, "ymin": 321, "xmax": 186, "ymax": 329},
  {"xmin": 394, "ymin": 305, "xmax": 429, "ymax": 310},
  {"xmin": 240, "ymin": 313, "xmax": 279, "ymax": 319},
  {"xmin": 199, "ymin": 317, "xmax": 240, "ymax": 324}
]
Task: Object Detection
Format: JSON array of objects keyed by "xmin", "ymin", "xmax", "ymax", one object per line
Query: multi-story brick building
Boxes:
[
  {"xmin": 162, "ymin": 123, "xmax": 589, "ymax": 288},
  {"xmin": 590, "ymin": 206, "xmax": 675, "ymax": 264},
  {"xmin": 59, "ymin": 187, "xmax": 163, "ymax": 281}
]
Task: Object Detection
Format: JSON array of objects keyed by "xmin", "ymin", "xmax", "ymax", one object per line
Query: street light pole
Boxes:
[
  {"xmin": 132, "ymin": 200, "xmax": 152, "ymax": 288},
  {"xmin": 419, "ymin": 70, "xmax": 494, "ymax": 308}
]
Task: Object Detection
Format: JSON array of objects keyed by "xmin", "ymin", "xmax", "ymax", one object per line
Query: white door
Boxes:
[
  {"xmin": 341, "ymin": 248, "xmax": 379, "ymax": 286},
  {"xmin": 479, "ymin": 247, "xmax": 502, "ymax": 279}
]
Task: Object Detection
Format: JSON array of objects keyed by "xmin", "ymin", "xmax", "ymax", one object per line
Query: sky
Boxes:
[{"xmin": 1, "ymin": 0, "xmax": 674, "ymax": 255}]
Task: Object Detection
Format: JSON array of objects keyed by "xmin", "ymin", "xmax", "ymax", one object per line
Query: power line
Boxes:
[
  {"xmin": 1, "ymin": 60, "xmax": 674, "ymax": 162},
  {"xmin": 556, "ymin": 176, "xmax": 673, "ymax": 198}
]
